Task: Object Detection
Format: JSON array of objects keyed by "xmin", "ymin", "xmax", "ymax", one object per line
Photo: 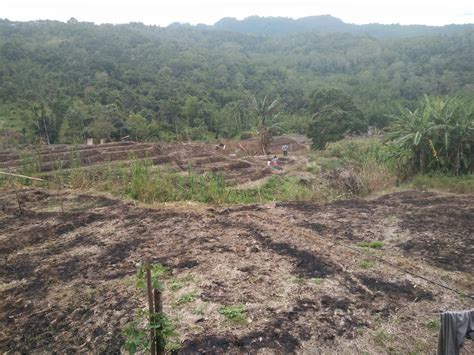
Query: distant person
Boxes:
[
  {"xmin": 282, "ymin": 144, "xmax": 289, "ymax": 156},
  {"xmin": 270, "ymin": 155, "xmax": 279, "ymax": 166},
  {"xmin": 215, "ymin": 142, "xmax": 226, "ymax": 150}
]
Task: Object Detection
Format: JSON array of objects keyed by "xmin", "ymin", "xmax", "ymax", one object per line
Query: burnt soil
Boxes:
[{"xmin": 0, "ymin": 189, "xmax": 473, "ymax": 353}]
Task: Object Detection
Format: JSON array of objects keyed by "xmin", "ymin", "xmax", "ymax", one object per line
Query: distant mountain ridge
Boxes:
[{"xmin": 202, "ymin": 15, "xmax": 474, "ymax": 37}]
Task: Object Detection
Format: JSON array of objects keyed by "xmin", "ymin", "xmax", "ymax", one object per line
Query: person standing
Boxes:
[{"xmin": 282, "ymin": 144, "xmax": 289, "ymax": 156}]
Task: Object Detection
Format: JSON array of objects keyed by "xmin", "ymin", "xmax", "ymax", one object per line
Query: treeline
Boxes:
[
  {"xmin": 0, "ymin": 18, "xmax": 473, "ymax": 144},
  {"xmin": 212, "ymin": 15, "xmax": 474, "ymax": 37}
]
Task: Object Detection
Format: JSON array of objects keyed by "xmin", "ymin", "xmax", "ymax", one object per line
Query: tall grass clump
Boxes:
[
  {"xmin": 323, "ymin": 138, "xmax": 390, "ymax": 165},
  {"xmin": 126, "ymin": 158, "xmax": 232, "ymax": 204},
  {"xmin": 320, "ymin": 138, "xmax": 397, "ymax": 194},
  {"xmin": 124, "ymin": 157, "xmax": 332, "ymax": 205},
  {"xmin": 69, "ymin": 144, "xmax": 89, "ymax": 188},
  {"xmin": 254, "ymin": 175, "xmax": 314, "ymax": 201},
  {"xmin": 127, "ymin": 158, "xmax": 153, "ymax": 201},
  {"xmin": 411, "ymin": 174, "xmax": 474, "ymax": 194},
  {"xmin": 20, "ymin": 150, "xmax": 42, "ymax": 184}
]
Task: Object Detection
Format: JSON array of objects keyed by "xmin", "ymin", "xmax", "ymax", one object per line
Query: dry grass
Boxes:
[{"xmin": 359, "ymin": 159, "xmax": 397, "ymax": 194}]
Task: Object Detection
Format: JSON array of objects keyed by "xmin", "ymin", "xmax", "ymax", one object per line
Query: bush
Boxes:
[
  {"xmin": 322, "ymin": 138, "xmax": 391, "ymax": 165},
  {"xmin": 319, "ymin": 138, "xmax": 397, "ymax": 194},
  {"xmin": 240, "ymin": 131, "xmax": 255, "ymax": 140}
]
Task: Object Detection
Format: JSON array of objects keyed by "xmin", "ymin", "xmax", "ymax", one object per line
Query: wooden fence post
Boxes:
[
  {"xmin": 145, "ymin": 263, "xmax": 156, "ymax": 355},
  {"xmin": 154, "ymin": 288, "xmax": 164, "ymax": 355}
]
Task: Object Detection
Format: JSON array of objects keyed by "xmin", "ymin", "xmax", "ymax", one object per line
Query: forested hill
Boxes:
[
  {"xmin": 210, "ymin": 15, "xmax": 474, "ymax": 37},
  {"xmin": 0, "ymin": 18, "xmax": 473, "ymax": 144}
]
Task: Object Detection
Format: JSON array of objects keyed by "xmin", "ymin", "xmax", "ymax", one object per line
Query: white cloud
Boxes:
[{"xmin": 2, "ymin": 0, "xmax": 473, "ymax": 26}]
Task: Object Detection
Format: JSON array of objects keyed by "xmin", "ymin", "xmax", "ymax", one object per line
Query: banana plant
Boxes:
[{"xmin": 387, "ymin": 95, "xmax": 474, "ymax": 175}]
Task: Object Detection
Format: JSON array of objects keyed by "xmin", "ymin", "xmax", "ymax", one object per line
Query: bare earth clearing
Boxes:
[{"xmin": 1, "ymin": 187, "xmax": 473, "ymax": 353}]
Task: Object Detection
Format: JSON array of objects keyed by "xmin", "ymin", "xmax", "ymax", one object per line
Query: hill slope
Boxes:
[
  {"xmin": 211, "ymin": 15, "xmax": 474, "ymax": 37},
  {"xmin": 0, "ymin": 18, "xmax": 473, "ymax": 143}
]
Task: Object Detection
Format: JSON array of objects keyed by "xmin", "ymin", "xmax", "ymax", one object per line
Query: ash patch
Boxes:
[
  {"xmin": 359, "ymin": 276, "xmax": 433, "ymax": 301},
  {"xmin": 251, "ymin": 230, "xmax": 336, "ymax": 278},
  {"xmin": 180, "ymin": 299, "xmax": 316, "ymax": 353}
]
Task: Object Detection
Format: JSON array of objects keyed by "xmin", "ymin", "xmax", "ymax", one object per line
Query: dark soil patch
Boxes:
[
  {"xmin": 275, "ymin": 201, "xmax": 323, "ymax": 213},
  {"xmin": 301, "ymin": 222, "xmax": 327, "ymax": 233},
  {"xmin": 320, "ymin": 295, "xmax": 351, "ymax": 311},
  {"xmin": 180, "ymin": 299, "xmax": 316, "ymax": 353},
  {"xmin": 251, "ymin": 230, "xmax": 336, "ymax": 278},
  {"xmin": 359, "ymin": 275, "xmax": 433, "ymax": 301},
  {"xmin": 175, "ymin": 259, "xmax": 199, "ymax": 270}
]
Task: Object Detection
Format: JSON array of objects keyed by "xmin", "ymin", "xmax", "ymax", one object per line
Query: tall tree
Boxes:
[{"xmin": 309, "ymin": 88, "xmax": 367, "ymax": 149}]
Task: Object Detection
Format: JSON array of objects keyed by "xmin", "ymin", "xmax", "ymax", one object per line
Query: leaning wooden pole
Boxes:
[
  {"xmin": 145, "ymin": 263, "xmax": 156, "ymax": 355},
  {"xmin": 0, "ymin": 171, "xmax": 45, "ymax": 181}
]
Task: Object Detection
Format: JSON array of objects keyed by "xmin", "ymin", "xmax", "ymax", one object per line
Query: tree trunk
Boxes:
[{"xmin": 259, "ymin": 126, "xmax": 270, "ymax": 155}]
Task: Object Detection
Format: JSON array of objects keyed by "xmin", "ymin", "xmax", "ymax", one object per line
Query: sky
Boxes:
[{"xmin": 2, "ymin": 0, "xmax": 474, "ymax": 26}]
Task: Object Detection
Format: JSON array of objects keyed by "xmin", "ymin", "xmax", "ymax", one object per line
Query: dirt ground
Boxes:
[{"xmin": 1, "ymin": 188, "xmax": 473, "ymax": 353}]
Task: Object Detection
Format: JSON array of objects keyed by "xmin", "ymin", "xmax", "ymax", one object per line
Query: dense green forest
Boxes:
[{"xmin": 0, "ymin": 17, "xmax": 473, "ymax": 144}]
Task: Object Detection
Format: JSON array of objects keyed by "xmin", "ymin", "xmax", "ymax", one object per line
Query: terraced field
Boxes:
[{"xmin": 0, "ymin": 136, "xmax": 308, "ymax": 185}]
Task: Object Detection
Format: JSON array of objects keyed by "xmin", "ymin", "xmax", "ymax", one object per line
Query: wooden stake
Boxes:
[
  {"xmin": 13, "ymin": 185, "xmax": 22, "ymax": 214},
  {"xmin": 154, "ymin": 288, "xmax": 164, "ymax": 355},
  {"xmin": 145, "ymin": 263, "xmax": 156, "ymax": 355}
]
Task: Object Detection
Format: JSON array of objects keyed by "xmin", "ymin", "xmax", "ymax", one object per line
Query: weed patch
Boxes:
[
  {"xmin": 357, "ymin": 241, "xmax": 384, "ymax": 249},
  {"xmin": 219, "ymin": 305, "xmax": 246, "ymax": 322},
  {"xmin": 425, "ymin": 319, "xmax": 440, "ymax": 330},
  {"xmin": 310, "ymin": 277, "xmax": 324, "ymax": 284},
  {"xmin": 373, "ymin": 330, "xmax": 390, "ymax": 346},
  {"xmin": 360, "ymin": 259, "xmax": 376, "ymax": 269},
  {"xmin": 175, "ymin": 292, "xmax": 197, "ymax": 306}
]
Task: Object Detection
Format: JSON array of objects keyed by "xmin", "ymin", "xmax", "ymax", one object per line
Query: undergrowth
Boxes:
[
  {"xmin": 411, "ymin": 174, "xmax": 474, "ymax": 194},
  {"xmin": 49, "ymin": 158, "xmax": 335, "ymax": 205},
  {"xmin": 314, "ymin": 138, "xmax": 398, "ymax": 195},
  {"xmin": 6, "ymin": 137, "xmax": 472, "ymax": 205}
]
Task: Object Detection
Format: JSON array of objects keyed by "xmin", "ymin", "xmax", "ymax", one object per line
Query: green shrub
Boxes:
[{"xmin": 323, "ymin": 138, "xmax": 391, "ymax": 166}]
